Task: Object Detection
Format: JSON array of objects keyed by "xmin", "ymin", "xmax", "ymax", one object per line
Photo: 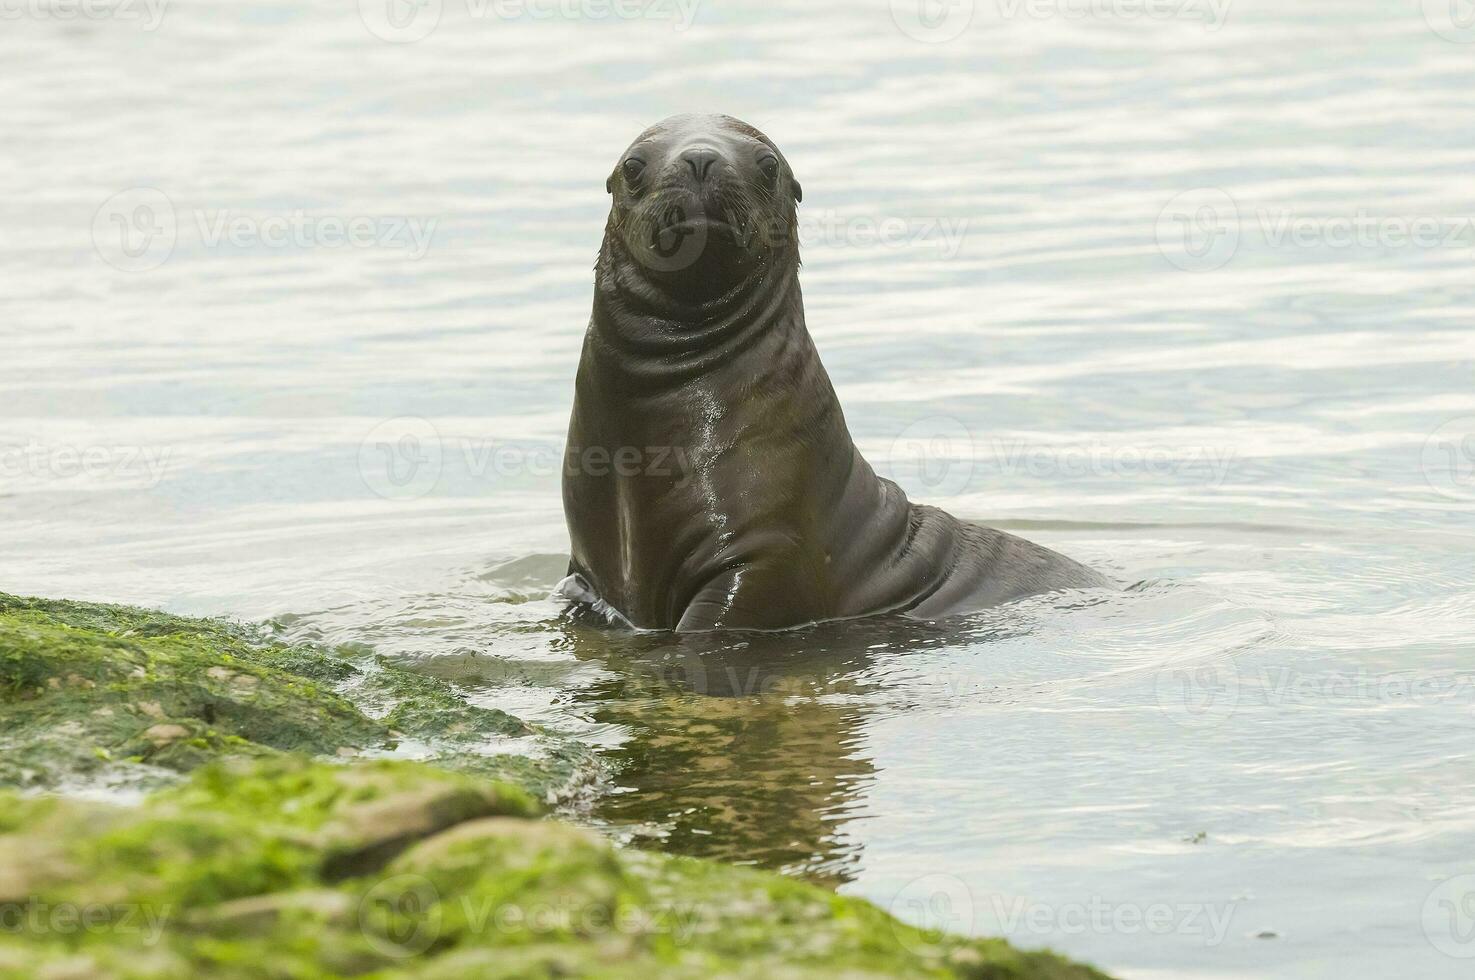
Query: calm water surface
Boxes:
[{"xmin": 4, "ymin": 2, "xmax": 1475, "ymax": 977}]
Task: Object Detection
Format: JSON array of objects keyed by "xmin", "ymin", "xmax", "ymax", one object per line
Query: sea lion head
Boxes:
[{"xmin": 603, "ymin": 113, "xmax": 803, "ymax": 298}]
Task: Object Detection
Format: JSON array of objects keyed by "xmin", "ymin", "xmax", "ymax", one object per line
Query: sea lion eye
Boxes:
[
  {"xmin": 621, "ymin": 158, "xmax": 646, "ymax": 182},
  {"xmin": 758, "ymin": 155, "xmax": 779, "ymax": 184}
]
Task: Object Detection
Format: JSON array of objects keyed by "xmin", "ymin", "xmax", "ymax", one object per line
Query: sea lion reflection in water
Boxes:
[{"xmin": 561, "ymin": 114, "xmax": 1111, "ymax": 631}]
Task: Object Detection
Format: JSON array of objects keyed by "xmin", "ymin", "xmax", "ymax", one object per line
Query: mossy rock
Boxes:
[
  {"xmin": 0, "ymin": 758, "xmax": 1110, "ymax": 979},
  {"xmin": 0, "ymin": 594, "xmax": 595, "ymax": 801}
]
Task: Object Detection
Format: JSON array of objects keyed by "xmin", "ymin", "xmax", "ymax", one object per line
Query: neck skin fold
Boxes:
[{"xmin": 589, "ymin": 230, "xmax": 800, "ymax": 387}]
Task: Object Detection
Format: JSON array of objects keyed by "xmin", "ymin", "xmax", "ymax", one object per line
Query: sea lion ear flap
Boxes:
[
  {"xmin": 791, "ymin": 178, "xmax": 802, "ymax": 204},
  {"xmin": 605, "ymin": 172, "xmax": 615, "ymax": 194}
]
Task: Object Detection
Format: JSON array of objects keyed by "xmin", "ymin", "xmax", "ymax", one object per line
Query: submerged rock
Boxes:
[
  {"xmin": 0, "ymin": 593, "xmax": 595, "ymax": 801},
  {"xmin": 0, "ymin": 758, "xmax": 1111, "ymax": 979}
]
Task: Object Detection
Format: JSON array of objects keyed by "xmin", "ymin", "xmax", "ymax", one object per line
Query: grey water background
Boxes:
[{"xmin": 4, "ymin": 0, "xmax": 1475, "ymax": 976}]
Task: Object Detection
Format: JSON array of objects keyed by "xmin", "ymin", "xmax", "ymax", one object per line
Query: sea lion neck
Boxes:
[{"xmin": 587, "ymin": 233, "xmax": 802, "ymax": 383}]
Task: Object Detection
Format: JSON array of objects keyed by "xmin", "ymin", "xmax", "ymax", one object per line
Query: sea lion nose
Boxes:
[{"xmin": 679, "ymin": 146, "xmax": 721, "ymax": 183}]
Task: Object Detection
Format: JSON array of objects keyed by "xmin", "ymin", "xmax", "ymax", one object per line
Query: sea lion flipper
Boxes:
[{"xmin": 552, "ymin": 573, "xmax": 635, "ymax": 630}]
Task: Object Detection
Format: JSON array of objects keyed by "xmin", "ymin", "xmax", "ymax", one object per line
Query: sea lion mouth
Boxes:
[
  {"xmin": 634, "ymin": 202, "xmax": 762, "ymax": 273},
  {"xmin": 657, "ymin": 216, "xmax": 749, "ymax": 241}
]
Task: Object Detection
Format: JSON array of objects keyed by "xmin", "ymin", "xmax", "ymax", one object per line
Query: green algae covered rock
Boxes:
[
  {"xmin": 0, "ymin": 758, "xmax": 1110, "ymax": 980},
  {"xmin": 0, "ymin": 593, "xmax": 594, "ymax": 801},
  {"xmin": 0, "ymin": 594, "xmax": 1112, "ymax": 978}
]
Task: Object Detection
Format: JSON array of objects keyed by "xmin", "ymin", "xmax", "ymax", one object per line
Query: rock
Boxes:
[
  {"xmin": 189, "ymin": 890, "xmax": 353, "ymax": 934},
  {"xmin": 0, "ymin": 759, "xmax": 1111, "ymax": 979},
  {"xmin": 0, "ymin": 592, "xmax": 597, "ymax": 799},
  {"xmin": 320, "ymin": 784, "xmax": 535, "ymax": 880},
  {"xmin": 142, "ymin": 724, "xmax": 190, "ymax": 745}
]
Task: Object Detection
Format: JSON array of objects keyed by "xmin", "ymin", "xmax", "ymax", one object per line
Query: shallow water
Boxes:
[{"xmin": 4, "ymin": 0, "xmax": 1475, "ymax": 976}]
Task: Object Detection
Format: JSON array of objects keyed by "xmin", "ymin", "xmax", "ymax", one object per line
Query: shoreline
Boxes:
[{"xmin": 0, "ymin": 591, "xmax": 1110, "ymax": 978}]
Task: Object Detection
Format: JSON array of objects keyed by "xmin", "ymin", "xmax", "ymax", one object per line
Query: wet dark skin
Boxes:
[{"xmin": 563, "ymin": 114, "xmax": 1112, "ymax": 631}]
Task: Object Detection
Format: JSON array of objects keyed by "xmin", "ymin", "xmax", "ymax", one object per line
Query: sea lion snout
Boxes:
[
  {"xmin": 677, "ymin": 145, "xmax": 722, "ymax": 183},
  {"xmin": 602, "ymin": 115, "xmax": 803, "ymax": 292}
]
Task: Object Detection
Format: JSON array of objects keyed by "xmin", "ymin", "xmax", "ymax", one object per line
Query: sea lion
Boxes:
[{"xmin": 561, "ymin": 113, "xmax": 1111, "ymax": 631}]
